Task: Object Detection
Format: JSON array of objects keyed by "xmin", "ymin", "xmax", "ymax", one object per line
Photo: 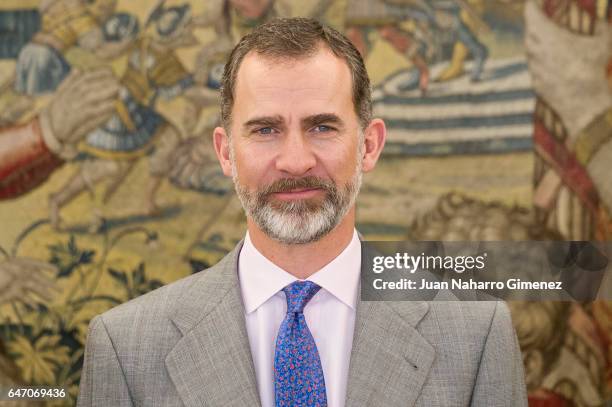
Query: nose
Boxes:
[{"xmin": 274, "ymin": 132, "xmax": 317, "ymax": 176}]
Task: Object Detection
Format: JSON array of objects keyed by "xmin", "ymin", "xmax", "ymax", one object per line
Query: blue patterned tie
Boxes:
[{"xmin": 274, "ymin": 281, "xmax": 327, "ymax": 407}]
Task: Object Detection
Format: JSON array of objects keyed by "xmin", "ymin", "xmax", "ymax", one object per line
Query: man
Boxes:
[{"xmin": 77, "ymin": 18, "xmax": 527, "ymax": 406}]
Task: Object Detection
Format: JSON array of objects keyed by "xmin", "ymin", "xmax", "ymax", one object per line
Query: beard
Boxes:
[{"xmin": 231, "ymin": 152, "xmax": 362, "ymax": 245}]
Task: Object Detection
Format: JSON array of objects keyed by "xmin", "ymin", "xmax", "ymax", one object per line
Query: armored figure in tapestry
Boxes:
[
  {"xmin": 49, "ymin": 2, "xmax": 198, "ymax": 231},
  {"xmin": 14, "ymin": 0, "xmax": 128, "ymax": 95}
]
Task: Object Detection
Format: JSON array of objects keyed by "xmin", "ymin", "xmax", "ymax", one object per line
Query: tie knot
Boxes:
[{"xmin": 282, "ymin": 281, "xmax": 321, "ymax": 314}]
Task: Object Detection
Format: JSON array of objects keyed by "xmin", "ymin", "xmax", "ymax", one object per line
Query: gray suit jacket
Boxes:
[{"xmin": 77, "ymin": 241, "xmax": 528, "ymax": 406}]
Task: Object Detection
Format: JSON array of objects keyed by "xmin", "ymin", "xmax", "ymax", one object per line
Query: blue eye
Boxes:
[
  {"xmin": 313, "ymin": 125, "xmax": 333, "ymax": 133},
  {"xmin": 257, "ymin": 127, "xmax": 275, "ymax": 135}
]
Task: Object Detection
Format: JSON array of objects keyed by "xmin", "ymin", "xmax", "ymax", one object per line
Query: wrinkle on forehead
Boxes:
[
  {"xmin": 242, "ymin": 56, "xmax": 346, "ymax": 89},
  {"xmin": 232, "ymin": 47, "xmax": 355, "ymax": 129}
]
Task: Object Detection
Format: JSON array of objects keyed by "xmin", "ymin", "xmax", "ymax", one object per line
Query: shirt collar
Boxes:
[{"xmin": 238, "ymin": 229, "xmax": 361, "ymax": 314}]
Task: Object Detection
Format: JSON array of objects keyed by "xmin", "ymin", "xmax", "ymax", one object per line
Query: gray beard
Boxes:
[{"xmin": 231, "ymin": 156, "xmax": 362, "ymax": 245}]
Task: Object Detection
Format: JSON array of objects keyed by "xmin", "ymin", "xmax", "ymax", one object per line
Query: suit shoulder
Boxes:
[
  {"xmin": 94, "ymin": 242, "xmax": 241, "ymax": 336},
  {"xmin": 97, "ymin": 269, "xmax": 206, "ymax": 332},
  {"xmin": 426, "ymin": 301, "xmax": 505, "ymax": 337}
]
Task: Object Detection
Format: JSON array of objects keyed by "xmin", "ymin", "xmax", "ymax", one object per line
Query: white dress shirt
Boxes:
[{"xmin": 238, "ymin": 230, "xmax": 361, "ymax": 407}]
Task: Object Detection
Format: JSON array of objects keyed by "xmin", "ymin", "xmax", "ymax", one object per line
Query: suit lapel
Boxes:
[
  {"xmin": 345, "ymin": 300, "xmax": 434, "ymax": 407},
  {"xmin": 346, "ymin": 243, "xmax": 436, "ymax": 407},
  {"xmin": 165, "ymin": 242, "xmax": 261, "ymax": 407},
  {"xmin": 163, "ymin": 239, "xmax": 437, "ymax": 406}
]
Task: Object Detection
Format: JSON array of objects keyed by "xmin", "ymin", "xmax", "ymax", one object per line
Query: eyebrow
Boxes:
[
  {"xmin": 242, "ymin": 113, "xmax": 345, "ymax": 131},
  {"xmin": 243, "ymin": 115, "xmax": 284, "ymax": 130},
  {"xmin": 301, "ymin": 113, "xmax": 344, "ymax": 130}
]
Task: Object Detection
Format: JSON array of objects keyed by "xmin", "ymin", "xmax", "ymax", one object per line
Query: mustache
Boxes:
[{"xmin": 260, "ymin": 176, "xmax": 336, "ymax": 196}]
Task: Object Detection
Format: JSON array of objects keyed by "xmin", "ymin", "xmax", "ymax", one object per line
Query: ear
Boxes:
[
  {"xmin": 213, "ymin": 126, "xmax": 233, "ymax": 177},
  {"xmin": 361, "ymin": 118, "xmax": 386, "ymax": 173}
]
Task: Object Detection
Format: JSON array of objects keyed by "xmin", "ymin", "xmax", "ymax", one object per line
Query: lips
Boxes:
[
  {"xmin": 272, "ymin": 187, "xmax": 324, "ymax": 200},
  {"xmin": 280, "ymin": 188, "xmax": 320, "ymax": 193}
]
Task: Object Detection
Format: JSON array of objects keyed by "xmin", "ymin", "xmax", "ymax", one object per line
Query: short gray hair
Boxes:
[{"xmin": 220, "ymin": 17, "xmax": 372, "ymax": 130}]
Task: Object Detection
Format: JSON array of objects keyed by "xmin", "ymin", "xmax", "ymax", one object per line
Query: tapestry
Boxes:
[{"xmin": 0, "ymin": 0, "xmax": 610, "ymax": 405}]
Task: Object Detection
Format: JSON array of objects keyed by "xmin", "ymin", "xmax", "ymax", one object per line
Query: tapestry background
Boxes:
[{"xmin": 0, "ymin": 0, "xmax": 610, "ymax": 405}]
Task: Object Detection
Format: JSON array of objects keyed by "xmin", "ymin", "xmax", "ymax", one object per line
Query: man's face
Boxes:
[{"xmin": 224, "ymin": 47, "xmax": 364, "ymax": 244}]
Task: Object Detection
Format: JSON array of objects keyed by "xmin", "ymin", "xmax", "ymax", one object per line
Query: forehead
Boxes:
[{"xmin": 232, "ymin": 46, "xmax": 355, "ymax": 125}]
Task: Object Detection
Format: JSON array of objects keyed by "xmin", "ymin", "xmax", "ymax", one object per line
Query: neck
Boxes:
[{"xmin": 247, "ymin": 207, "xmax": 356, "ymax": 279}]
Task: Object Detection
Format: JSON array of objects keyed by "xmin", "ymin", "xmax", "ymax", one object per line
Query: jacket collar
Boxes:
[{"xmin": 166, "ymin": 240, "xmax": 435, "ymax": 407}]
